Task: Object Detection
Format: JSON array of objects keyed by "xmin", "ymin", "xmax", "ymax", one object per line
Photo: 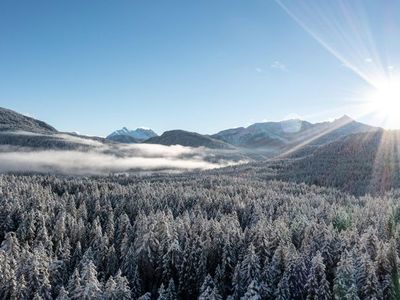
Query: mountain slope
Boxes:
[
  {"xmin": 279, "ymin": 116, "xmax": 379, "ymax": 157},
  {"xmin": 213, "ymin": 116, "xmax": 377, "ymax": 155},
  {"xmin": 107, "ymin": 127, "xmax": 157, "ymax": 143},
  {"xmin": 145, "ymin": 130, "xmax": 234, "ymax": 149},
  {"xmin": 0, "ymin": 107, "xmax": 111, "ymax": 150},
  {"xmin": 275, "ymin": 129, "xmax": 400, "ymax": 195},
  {"xmin": 0, "ymin": 107, "xmax": 57, "ymax": 133},
  {"xmin": 213, "ymin": 119, "xmax": 314, "ymax": 148}
]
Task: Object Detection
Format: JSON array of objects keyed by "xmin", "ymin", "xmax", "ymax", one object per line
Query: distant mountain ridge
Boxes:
[
  {"xmin": 3, "ymin": 106, "xmax": 399, "ymax": 195},
  {"xmin": 145, "ymin": 130, "xmax": 234, "ymax": 149},
  {"xmin": 106, "ymin": 115, "xmax": 377, "ymax": 150},
  {"xmin": 0, "ymin": 106, "xmax": 380, "ymax": 156},
  {"xmin": 107, "ymin": 127, "xmax": 158, "ymax": 143},
  {"xmin": 212, "ymin": 115, "xmax": 376, "ymax": 152},
  {"xmin": 212, "ymin": 119, "xmax": 314, "ymax": 148}
]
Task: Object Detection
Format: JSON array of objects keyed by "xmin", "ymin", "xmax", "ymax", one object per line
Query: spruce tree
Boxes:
[{"xmin": 305, "ymin": 252, "xmax": 331, "ymax": 300}]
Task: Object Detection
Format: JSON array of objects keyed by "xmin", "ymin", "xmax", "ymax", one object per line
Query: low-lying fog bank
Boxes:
[{"xmin": 0, "ymin": 132, "xmax": 248, "ymax": 175}]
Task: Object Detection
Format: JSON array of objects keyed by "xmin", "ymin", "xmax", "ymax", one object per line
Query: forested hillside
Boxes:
[
  {"xmin": 0, "ymin": 108, "xmax": 57, "ymax": 134},
  {"xmin": 1, "ymin": 173, "xmax": 400, "ymax": 299},
  {"xmin": 276, "ymin": 130, "xmax": 400, "ymax": 196}
]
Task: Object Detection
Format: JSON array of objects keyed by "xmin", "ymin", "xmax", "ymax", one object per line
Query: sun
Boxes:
[{"xmin": 365, "ymin": 77, "xmax": 400, "ymax": 129}]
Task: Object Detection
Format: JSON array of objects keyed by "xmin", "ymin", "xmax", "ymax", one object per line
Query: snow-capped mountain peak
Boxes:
[{"xmin": 107, "ymin": 127, "xmax": 158, "ymax": 143}]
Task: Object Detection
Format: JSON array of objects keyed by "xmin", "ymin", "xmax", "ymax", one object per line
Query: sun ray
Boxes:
[{"xmin": 275, "ymin": 0, "xmax": 400, "ymax": 131}]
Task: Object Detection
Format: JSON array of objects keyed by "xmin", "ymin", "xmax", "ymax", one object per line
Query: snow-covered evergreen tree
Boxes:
[
  {"xmin": 55, "ymin": 286, "xmax": 70, "ymax": 300},
  {"xmin": 241, "ymin": 279, "xmax": 261, "ymax": 300},
  {"xmin": 334, "ymin": 251, "xmax": 358, "ymax": 300},
  {"xmin": 305, "ymin": 252, "xmax": 331, "ymax": 300},
  {"xmin": 77, "ymin": 259, "xmax": 102, "ymax": 299},
  {"xmin": 240, "ymin": 244, "xmax": 261, "ymax": 291},
  {"xmin": 198, "ymin": 274, "xmax": 222, "ymax": 300}
]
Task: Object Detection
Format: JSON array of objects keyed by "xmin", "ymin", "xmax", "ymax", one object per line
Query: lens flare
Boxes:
[
  {"xmin": 275, "ymin": 0, "xmax": 400, "ymax": 128},
  {"xmin": 365, "ymin": 77, "xmax": 400, "ymax": 128}
]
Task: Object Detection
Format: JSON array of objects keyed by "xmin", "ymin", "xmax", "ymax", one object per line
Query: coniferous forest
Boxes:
[
  {"xmin": 1, "ymin": 173, "xmax": 400, "ymax": 299},
  {"xmin": 2, "ymin": 0, "xmax": 400, "ymax": 299}
]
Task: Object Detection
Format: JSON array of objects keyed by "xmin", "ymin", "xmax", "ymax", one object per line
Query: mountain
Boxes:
[
  {"xmin": 278, "ymin": 115, "xmax": 379, "ymax": 157},
  {"xmin": 0, "ymin": 107, "xmax": 57, "ymax": 133},
  {"xmin": 212, "ymin": 119, "xmax": 313, "ymax": 148},
  {"xmin": 107, "ymin": 134, "xmax": 140, "ymax": 143},
  {"xmin": 0, "ymin": 107, "xmax": 109, "ymax": 150},
  {"xmin": 107, "ymin": 127, "xmax": 158, "ymax": 143},
  {"xmin": 145, "ymin": 130, "xmax": 234, "ymax": 149},
  {"xmin": 212, "ymin": 116, "xmax": 377, "ymax": 154},
  {"xmin": 0, "ymin": 106, "xmax": 380, "ymax": 156}
]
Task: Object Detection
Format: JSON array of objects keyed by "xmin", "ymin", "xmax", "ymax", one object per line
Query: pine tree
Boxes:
[
  {"xmin": 78, "ymin": 259, "xmax": 102, "ymax": 299},
  {"xmin": 375, "ymin": 245, "xmax": 393, "ymax": 299},
  {"xmin": 104, "ymin": 274, "xmax": 130, "ymax": 300},
  {"xmin": 241, "ymin": 280, "xmax": 261, "ymax": 300},
  {"xmin": 286, "ymin": 255, "xmax": 307, "ymax": 299},
  {"xmin": 67, "ymin": 268, "xmax": 81, "ymax": 300},
  {"xmin": 157, "ymin": 283, "xmax": 167, "ymax": 300},
  {"xmin": 56, "ymin": 286, "xmax": 70, "ymax": 300},
  {"xmin": 161, "ymin": 238, "xmax": 181, "ymax": 285},
  {"xmin": 240, "ymin": 244, "xmax": 261, "ymax": 291},
  {"xmin": 1, "ymin": 232, "xmax": 21, "ymax": 259},
  {"xmin": 24, "ymin": 248, "xmax": 52, "ymax": 300},
  {"xmin": 105, "ymin": 245, "xmax": 119, "ymax": 278},
  {"xmin": 198, "ymin": 274, "xmax": 222, "ymax": 300},
  {"xmin": 355, "ymin": 253, "xmax": 378, "ymax": 299},
  {"xmin": 275, "ymin": 274, "xmax": 290, "ymax": 300},
  {"xmin": 157, "ymin": 279, "xmax": 178, "ymax": 300},
  {"xmin": 165, "ymin": 279, "xmax": 178, "ymax": 300},
  {"xmin": 114, "ymin": 270, "xmax": 131, "ymax": 300},
  {"xmin": 264, "ymin": 245, "xmax": 285, "ymax": 297},
  {"xmin": 33, "ymin": 292, "xmax": 44, "ymax": 300},
  {"xmin": 178, "ymin": 236, "xmax": 206, "ymax": 299},
  {"xmin": 71, "ymin": 241, "xmax": 82, "ymax": 270},
  {"xmin": 231, "ymin": 263, "xmax": 243, "ymax": 299},
  {"xmin": 360, "ymin": 227, "xmax": 378, "ymax": 260},
  {"xmin": 334, "ymin": 252, "xmax": 358, "ymax": 300},
  {"xmin": 138, "ymin": 292, "xmax": 152, "ymax": 300},
  {"xmin": 14, "ymin": 275, "xmax": 29, "ymax": 300},
  {"xmin": 104, "ymin": 276, "xmax": 117, "ymax": 300},
  {"xmin": 129, "ymin": 265, "xmax": 142, "ymax": 299},
  {"xmin": 305, "ymin": 252, "xmax": 330, "ymax": 300},
  {"xmin": 387, "ymin": 239, "xmax": 400, "ymax": 299}
]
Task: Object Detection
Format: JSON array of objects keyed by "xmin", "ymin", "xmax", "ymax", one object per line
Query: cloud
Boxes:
[
  {"xmin": 255, "ymin": 67, "xmax": 263, "ymax": 73},
  {"xmin": 271, "ymin": 61, "xmax": 287, "ymax": 71},
  {"xmin": 54, "ymin": 133, "xmax": 105, "ymax": 147},
  {"xmin": 0, "ymin": 132, "xmax": 247, "ymax": 175},
  {"xmin": 0, "ymin": 150, "xmax": 232, "ymax": 175},
  {"xmin": 114, "ymin": 143, "xmax": 199, "ymax": 158}
]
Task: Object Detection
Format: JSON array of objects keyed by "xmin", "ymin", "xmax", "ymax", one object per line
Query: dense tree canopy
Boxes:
[{"xmin": 1, "ymin": 173, "xmax": 400, "ymax": 299}]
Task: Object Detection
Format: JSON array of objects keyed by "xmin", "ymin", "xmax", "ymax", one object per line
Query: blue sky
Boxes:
[{"xmin": 0, "ymin": 0, "xmax": 397, "ymax": 136}]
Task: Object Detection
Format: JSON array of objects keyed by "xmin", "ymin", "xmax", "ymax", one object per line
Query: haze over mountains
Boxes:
[
  {"xmin": 106, "ymin": 113, "xmax": 377, "ymax": 154},
  {"xmin": 4, "ymin": 106, "xmax": 400, "ymax": 195},
  {"xmin": 0, "ymin": 106, "xmax": 380, "ymax": 156}
]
